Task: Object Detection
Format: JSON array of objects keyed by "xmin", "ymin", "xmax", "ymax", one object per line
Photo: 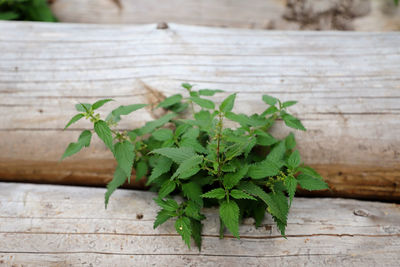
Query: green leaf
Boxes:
[
  {"xmin": 114, "ymin": 141, "xmax": 135, "ymax": 181},
  {"xmin": 190, "ymin": 97, "xmax": 215, "ymax": 109},
  {"xmin": 181, "ymin": 83, "xmax": 193, "ymax": 90},
  {"xmin": 61, "ymin": 130, "xmax": 92, "ymax": 160},
  {"xmin": 262, "ymin": 95, "xmax": 278, "ymax": 106},
  {"xmin": 267, "ymin": 141, "xmax": 286, "ymax": 163},
  {"xmin": 92, "ymin": 99, "xmax": 113, "ymax": 110},
  {"xmin": 181, "ymin": 127, "xmax": 200, "ymax": 139},
  {"xmin": 262, "ymin": 105, "xmax": 279, "ymax": 116},
  {"xmin": 152, "ymin": 128, "xmax": 173, "ymax": 141},
  {"xmin": 269, "ymin": 192, "xmax": 289, "ymax": 225},
  {"xmin": 256, "ymin": 131, "xmax": 278, "ymax": 146},
  {"xmin": 287, "ymin": 150, "xmax": 301, "ymax": 169},
  {"xmin": 64, "ymin": 113, "xmax": 84, "ymax": 129},
  {"xmin": 154, "ymin": 209, "xmax": 175, "ymax": 229},
  {"xmin": 238, "ymin": 182, "xmax": 286, "ymax": 223},
  {"xmin": 282, "ymin": 113, "xmax": 306, "ymax": 131},
  {"xmin": 75, "ymin": 103, "xmax": 91, "ymax": 112},
  {"xmin": 282, "ymin": 101, "xmax": 297, "ymax": 108},
  {"xmin": 219, "ymin": 200, "xmax": 240, "ymax": 238},
  {"xmin": 184, "ymin": 201, "xmax": 204, "ymax": 220},
  {"xmin": 297, "ymin": 174, "xmax": 329, "ymax": 191},
  {"xmin": 285, "ymin": 132, "xmax": 296, "ymax": 150},
  {"xmin": 175, "ymin": 217, "xmax": 192, "ymax": 248},
  {"xmin": 147, "ymin": 156, "xmax": 173, "ymax": 184},
  {"xmin": 201, "ymin": 188, "xmax": 226, "ymax": 199},
  {"xmin": 135, "ymin": 160, "xmax": 148, "ymax": 181},
  {"xmin": 253, "ymin": 203, "xmax": 266, "ymax": 227},
  {"xmin": 154, "ymin": 198, "xmax": 179, "ymax": 212},
  {"xmin": 285, "ymin": 175, "xmax": 297, "ymax": 206},
  {"xmin": 159, "ymin": 180, "xmax": 177, "ymax": 198},
  {"xmin": 182, "ymin": 182, "xmax": 203, "ymax": 206},
  {"xmin": 223, "ymin": 165, "xmax": 249, "ymax": 190},
  {"xmin": 190, "ymin": 219, "xmax": 203, "ymax": 249},
  {"xmin": 151, "ymin": 147, "xmax": 196, "ymax": 164},
  {"xmin": 157, "ymin": 94, "xmax": 182, "ymax": 108},
  {"xmin": 198, "ymin": 89, "xmax": 224, "ymax": 96},
  {"xmin": 248, "ymin": 160, "xmax": 280, "ymax": 179},
  {"xmin": 94, "ymin": 120, "xmax": 114, "ymax": 151},
  {"xmin": 139, "ymin": 113, "xmax": 177, "ymax": 135},
  {"xmin": 230, "ymin": 190, "xmax": 256, "ymax": 200},
  {"xmin": 219, "ymin": 93, "xmax": 236, "ymax": 113},
  {"xmin": 297, "ymin": 166, "xmax": 322, "ymax": 179},
  {"xmin": 0, "ymin": 11, "xmax": 19, "ymax": 20},
  {"xmin": 105, "ymin": 166, "xmax": 127, "ymax": 208},
  {"xmin": 106, "ymin": 104, "xmax": 147, "ymax": 123}
]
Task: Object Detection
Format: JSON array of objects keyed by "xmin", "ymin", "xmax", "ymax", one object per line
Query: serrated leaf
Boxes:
[
  {"xmin": 190, "ymin": 219, "xmax": 203, "ymax": 249},
  {"xmin": 181, "ymin": 83, "xmax": 193, "ymax": 90},
  {"xmin": 181, "ymin": 127, "xmax": 200, "ymax": 139},
  {"xmin": 135, "ymin": 160, "xmax": 148, "ymax": 181},
  {"xmin": 139, "ymin": 113, "xmax": 177, "ymax": 135},
  {"xmin": 154, "ymin": 198, "xmax": 179, "ymax": 212},
  {"xmin": 184, "ymin": 201, "xmax": 204, "ymax": 220},
  {"xmin": 157, "ymin": 94, "xmax": 182, "ymax": 108},
  {"xmin": 287, "ymin": 150, "xmax": 301, "ymax": 169},
  {"xmin": 94, "ymin": 120, "xmax": 114, "ymax": 151},
  {"xmin": 159, "ymin": 180, "xmax": 176, "ymax": 198},
  {"xmin": 114, "ymin": 141, "xmax": 135, "ymax": 180},
  {"xmin": 256, "ymin": 132, "xmax": 278, "ymax": 146},
  {"xmin": 105, "ymin": 166, "xmax": 126, "ymax": 208},
  {"xmin": 171, "ymin": 155, "xmax": 203, "ymax": 179},
  {"xmin": 285, "ymin": 132, "xmax": 296, "ymax": 150},
  {"xmin": 190, "ymin": 96, "xmax": 215, "ymax": 109},
  {"xmin": 154, "ymin": 209, "xmax": 175, "ymax": 229},
  {"xmin": 282, "ymin": 113, "xmax": 306, "ymax": 131},
  {"xmin": 219, "ymin": 93, "xmax": 236, "ymax": 113},
  {"xmin": 198, "ymin": 89, "xmax": 224, "ymax": 96},
  {"xmin": 248, "ymin": 160, "xmax": 280, "ymax": 179},
  {"xmin": 152, "ymin": 128, "xmax": 173, "ymax": 141},
  {"xmin": 267, "ymin": 141, "xmax": 286, "ymax": 163},
  {"xmin": 64, "ymin": 113, "xmax": 84, "ymax": 129},
  {"xmin": 297, "ymin": 166, "xmax": 322, "ymax": 179},
  {"xmin": 282, "ymin": 101, "xmax": 297, "ymax": 108},
  {"xmin": 230, "ymin": 189, "xmax": 256, "ymax": 200},
  {"xmin": 61, "ymin": 130, "xmax": 92, "ymax": 160},
  {"xmin": 106, "ymin": 104, "xmax": 147, "ymax": 123},
  {"xmin": 262, "ymin": 95, "xmax": 278, "ymax": 106},
  {"xmin": 219, "ymin": 200, "xmax": 240, "ymax": 238},
  {"xmin": 182, "ymin": 182, "xmax": 203, "ymax": 206},
  {"xmin": 297, "ymin": 174, "xmax": 329, "ymax": 191},
  {"xmin": 92, "ymin": 99, "xmax": 113, "ymax": 110},
  {"xmin": 285, "ymin": 175, "xmax": 297, "ymax": 206},
  {"xmin": 201, "ymin": 188, "xmax": 226, "ymax": 199},
  {"xmin": 75, "ymin": 103, "xmax": 91, "ymax": 112},
  {"xmin": 147, "ymin": 156, "xmax": 173, "ymax": 184},
  {"xmin": 223, "ymin": 165, "xmax": 249, "ymax": 190},
  {"xmin": 238, "ymin": 182, "xmax": 286, "ymax": 223},
  {"xmin": 175, "ymin": 217, "xmax": 192, "ymax": 248},
  {"xmin": 262, "ymin": 105, "xmax": 279, "ymax": 115},
  {"xmin": 180, "ymin": 138, "xmax": 207, "ymax": 154},
  {"xmin": 151, "ymin": 147, "xmax": 196, "ymax": 164}
]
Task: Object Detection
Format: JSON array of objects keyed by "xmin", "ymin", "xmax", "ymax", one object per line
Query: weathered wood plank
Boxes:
[
  {"xmin": 49, "ymin": 0, "xmax": 400, "ymax": 31},
  {"xmin": 0, "ymin": 182, "xmax": 399, "ymax": 266},
  {"xmin": 0, "ymin": 21, "xmax": 399, "ymax": 199}
]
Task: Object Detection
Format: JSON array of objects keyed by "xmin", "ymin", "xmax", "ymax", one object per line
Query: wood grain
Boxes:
[
  {"xmin": 0, "ymin": 182, "xmax": 399, "ymax": 266},
  {"xmin": 0, "ymin": 21, "xmax": 399, "ymax": 199}
]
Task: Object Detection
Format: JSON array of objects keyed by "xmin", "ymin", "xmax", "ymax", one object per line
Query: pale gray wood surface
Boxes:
[
  {"xmin": 0, "ymin": 182, "xmax": 399, "ymax": 266},
  {"xmin": 0, "ymin": 21, "xmax": 399, "ymax": 199},
  {"xmin": 49, "ymin": 0, "xmax": 400, "ymax": 31}
]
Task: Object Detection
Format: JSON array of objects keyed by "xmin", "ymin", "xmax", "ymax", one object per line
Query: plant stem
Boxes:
[{"xmin": 216, "ymin": 112, "xmax": 224, "ymax": 179}]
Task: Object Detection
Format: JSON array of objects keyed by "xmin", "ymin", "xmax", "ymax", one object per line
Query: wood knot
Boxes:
[
  {"xmin": 136, "ymin": 213, "xmax": 143, "ymax": 219},
  {"xmin": 157, "ymin": 22, "xmax": 169, "ymax": 30},
  {"xmin": 353, "ymin": 209, "xmax": 369, "ymax": 217}
]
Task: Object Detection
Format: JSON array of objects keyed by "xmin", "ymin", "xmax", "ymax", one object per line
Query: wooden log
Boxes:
[
  {"xmin": 49, "ymin": 0, "xmax": 400, "ymax": 31},
  {"xmin": 0, "ymin": 182, "xmax": 399, "ymax": 266},
  {"xmin": 0, "ymin": 21, "xmax": 399, "ymax": 200}
]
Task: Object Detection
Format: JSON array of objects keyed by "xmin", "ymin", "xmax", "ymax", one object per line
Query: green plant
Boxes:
[
  {"xmin": 0, "ymin": 0, "xmax": 56, "ymax": 21},
  {"xmin": 62, "ymin": 83, "xmax": 329, "ymax": 250}
]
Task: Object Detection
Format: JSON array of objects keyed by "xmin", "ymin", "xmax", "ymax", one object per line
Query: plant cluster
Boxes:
[
  {"xmin": 62, "ymin": 83, "xmax": 328, "ymax": 250},
  {"xmin": 0, "ymin": 0, "xmax": 56, "ymax": 21}
]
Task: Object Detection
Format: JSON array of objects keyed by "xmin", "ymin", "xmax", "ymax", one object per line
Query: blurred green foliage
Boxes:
[{"xmin": 0, "ymin": 0, "xmax": 56, "ymax": 22}]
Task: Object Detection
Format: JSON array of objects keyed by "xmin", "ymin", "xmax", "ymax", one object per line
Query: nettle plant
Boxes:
[{"xmin": 62, "ymin": 83, "xmax": 328, "ymax": 250}]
